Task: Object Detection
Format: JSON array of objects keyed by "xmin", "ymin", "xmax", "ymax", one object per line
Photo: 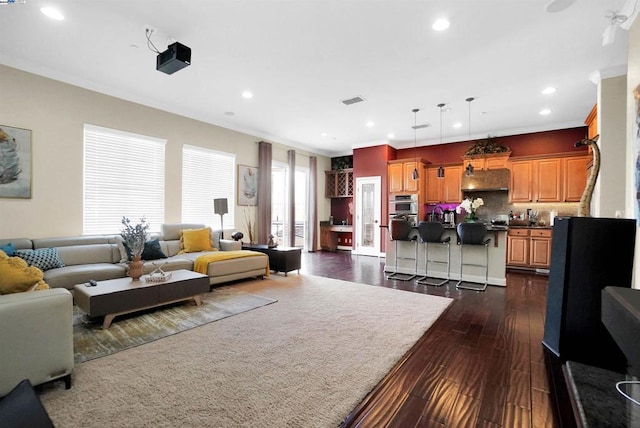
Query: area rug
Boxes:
[
  {"xmin": 40, "ymin": 275, "xmax": 452, "ymax": 428},
  {"xmin": 74, "ymin": 287, "xmax": 277, "ymax": 363}
]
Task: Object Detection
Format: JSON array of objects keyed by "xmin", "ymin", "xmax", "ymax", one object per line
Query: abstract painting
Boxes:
[
  {"xmin": 0, "ymin": 125, "xmax": 31, "ymax": 199},
  {"xmin": 238, "ymin": 164, "xmax": 258, "ymax": 206}
]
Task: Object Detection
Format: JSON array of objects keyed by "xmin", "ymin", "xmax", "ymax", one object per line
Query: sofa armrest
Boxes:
[
  {"xmin": 220, "ymin": 239, "xmax": 241, "ymax": 251},
  {"xmin": 0, "ymin": 289, "xmax": 74, "ymax": 397}
]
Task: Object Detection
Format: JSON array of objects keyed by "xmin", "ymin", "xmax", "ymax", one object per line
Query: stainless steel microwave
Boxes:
[{"xmin": 389, "ymin": 194, "xmax": 418, "ymax": 215}]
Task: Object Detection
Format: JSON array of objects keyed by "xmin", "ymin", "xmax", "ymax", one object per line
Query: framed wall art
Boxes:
[
  {"xmin": 238, "ymin": 164, "xmax": 258, "ymax": 206},
  {"xmin": 0, "ymin": 125, "xmax": 31, "ymax": 199}
]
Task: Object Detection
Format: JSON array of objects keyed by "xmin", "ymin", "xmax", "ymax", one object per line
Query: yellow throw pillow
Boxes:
[
  {"xmin": 0, "ymin": 250, "xmax": 50, "ymax": 294},
  {"xmin": 179, "ymin": 227, "xmax": 216, "ymax": 253}
]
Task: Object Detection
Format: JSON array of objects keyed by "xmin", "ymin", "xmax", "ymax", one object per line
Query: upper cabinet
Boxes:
[
  {"xmin": 585, "ymin": 104, "xmax": 598, "ymax": 139},
  {"xmin": 509, "ymin": 154, "xmax": 589, "ymax": 203},
  {"xmin": 426, "ymin": 165, "xmax": 462, "ymax": 204},
  {"xmin": 325, "ymin": 168, "xmax": 354, "ymax": 198},
  {"xmin": 463, "ymin": 153, "xmax": 511, "ymax": 171},
  {"xmin": 563, "ymin": 156, "xmax": 590, "ymax": 202},
  {"xmin": 388, "ymin": 159, "xmax": 424, "ymax": 193}
]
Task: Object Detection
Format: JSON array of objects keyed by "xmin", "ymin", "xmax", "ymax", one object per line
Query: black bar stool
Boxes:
[
  {"xmin": 456, "ymin": 222, "xmax": 491, "ymax": 291},
  {"xmin": 416, "ymin": 221, "xmax": 450, "ymax": 287},
  {"xmin": 386, "ymin": 218, "xmax": 417, "ymax": 281}
]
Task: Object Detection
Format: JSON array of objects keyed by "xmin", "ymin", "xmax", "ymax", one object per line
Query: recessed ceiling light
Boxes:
[
  {"xmin": 432, "ymin": 18, "xmax": 450, "ymax": 31},
  {"xmin": 453, "ymin": 122, "xmax": 462, "ymax": 128},
  {"xmin": 544, "ymin": 0, "xmax": 575, "ymax": 13},
  {"xmin": 41, "ymin": 6, "xmax": 64, "ymax": 20},
  {"xmin": 241, "ymin": 91, "xmax": 253, "ymax": 99},
  {"xmin": 542, "ymin": 87, "xmax": 557, "ymax": 95},
  {"xmin": 321, "ymin": 132, "xmax": 328, "ymax": 137},
  {"xmin": 366, "ymin": 121, "xmax": 375, "ymax": 128},
  {"xmin": 387, "ymin": 133, "xmax": 395, "ymax": 139},
  {"xmin": 539, "ymin": 108, "xmax": 552, "ymax": 115},
  {"xmin": 224, "ymin": 111, "xmax": 235, "ymax": 116}
]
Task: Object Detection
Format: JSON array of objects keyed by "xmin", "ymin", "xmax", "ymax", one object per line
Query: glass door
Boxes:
[
  {"xmin": 271, "ymin": 162, "xmax": 308, "ymax": 249},
  {"xmin": 355, "ymin": 176, "xmax": 381, "ymax": 256}
]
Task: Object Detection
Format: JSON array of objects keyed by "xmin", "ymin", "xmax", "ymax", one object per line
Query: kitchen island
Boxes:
[{"xmin": 383, "ymin": 224, "xmax": 508, "ymax": 287}]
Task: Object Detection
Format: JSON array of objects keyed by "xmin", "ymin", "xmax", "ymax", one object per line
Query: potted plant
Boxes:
[
  {"xmin": 120, "ymin": 216, "xmax": 149, "ymax": 280},
  {"xmin": 456, "ymin": 197, "xmax": 484, "ymax": 222}
]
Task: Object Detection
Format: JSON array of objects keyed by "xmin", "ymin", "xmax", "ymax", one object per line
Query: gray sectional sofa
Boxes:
[
  {"xmin": 0, "ymin": 223, "xmax": 269, "ymax": 398},
  {"xmin": 0, "ymin": 223, "xmax": 270, "ymax": 290}
]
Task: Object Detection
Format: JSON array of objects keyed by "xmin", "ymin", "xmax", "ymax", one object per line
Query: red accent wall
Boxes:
[
  {"xmin": 331, "ymin": 127, "xmax": 588, "ymax": 253},
  {"xmin": 353, "ymin": 145, "xmax": 396, "ymax": 252},
  {"xmin": 396, "ymin": 127, "xmax": 588, "ymax": 164}
]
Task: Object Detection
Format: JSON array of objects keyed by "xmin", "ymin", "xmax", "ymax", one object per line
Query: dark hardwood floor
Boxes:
[{"xmin": 299, "ymin": 251, "xmax": 574, "ymax": 428}]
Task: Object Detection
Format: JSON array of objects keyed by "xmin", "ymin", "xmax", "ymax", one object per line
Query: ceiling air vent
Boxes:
[
  {"xmin": 412, "ymin": 124, "xmax": 431, "ymax": 129},
  {"xmin": 341, "ymin": 96, "xmax": 366, "ymax": 105}
]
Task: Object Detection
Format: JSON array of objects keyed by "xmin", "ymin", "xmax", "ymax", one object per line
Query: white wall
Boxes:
[
  {"xmin": 0, "ymin": 65, "xmax": 330, "ymax": 240},
  {"xmin": 595, "ymin": 75, "xmax": 628, "ymax": 218},
  {"xmin": 626, "ymin": 20, "xmax": 640, "ymax": 288}
]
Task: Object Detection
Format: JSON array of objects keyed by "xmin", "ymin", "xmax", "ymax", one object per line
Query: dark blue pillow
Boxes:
[
  {"xmin": 0, "ymin": 243, "xmax": 16, "ymax": 256},
  {"xmin": 142, "ymin": 239, "xmax": 167, "ymax": 261},
  {"xmin": 124, "ymin": 239, "xmax": 167, "ymax": 261}
]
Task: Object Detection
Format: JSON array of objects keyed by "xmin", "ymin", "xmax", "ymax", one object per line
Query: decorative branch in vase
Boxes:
[{"xmin": 120, "ymin": 216, "xmax": 149, "ymax": 280}]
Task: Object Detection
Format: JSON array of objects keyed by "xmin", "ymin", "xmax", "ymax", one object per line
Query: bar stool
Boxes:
[
  {"xmin": 456, "ymin": 222, "xmax": 491, "ymax": 291},
  {"xmin": 416, "ymin": 221, "xmax": 451, "ymax": 286},
  {"xmin": 386, "ymin": 218, "xmax": 418, "ymax": 281}
]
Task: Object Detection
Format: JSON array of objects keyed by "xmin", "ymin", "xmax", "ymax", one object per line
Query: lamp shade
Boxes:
[{"xmin": 214, "ymin": 198, "xmax": 228, "ymax": 215}]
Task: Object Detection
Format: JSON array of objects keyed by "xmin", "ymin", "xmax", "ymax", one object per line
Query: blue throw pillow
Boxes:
[
  {"xmin": 0, "ymin": 242, "xmax": 16, "ymax": 256},
  {"xmin": 16, "ymin": 248, "xmax": 65, "ymax": 271},
  {"xmin": 123, "ymin": 239, "xmax": 167, "ymax": 261},
  {"xmin": 142, "ymin": 239, "xmax": 167, "ymax": 261}
]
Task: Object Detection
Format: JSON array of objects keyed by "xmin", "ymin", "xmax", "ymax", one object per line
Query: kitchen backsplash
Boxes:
[{"xmin": 462, "ymin": 191, "xmax": 579, "ymax": 225}]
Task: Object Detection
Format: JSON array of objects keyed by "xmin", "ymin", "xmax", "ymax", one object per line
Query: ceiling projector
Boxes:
[{"xmin": 156, "ymin": 42, "xmax": 191, "ymax": 75}]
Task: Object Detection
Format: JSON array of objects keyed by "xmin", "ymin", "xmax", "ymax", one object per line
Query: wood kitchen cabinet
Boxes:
[
  {"xmin": 585, "ymin": 104, "xmax": 598, "ymax": 139},
  {"xmin": 507, "ymin": 228, "xmax": 552, "ymax": 270},
  {"xmin": 507, "ymin": 229, "xmax": 530, "ymax": 266},
  {"xmin": 509, "ymin": 160, "xmax": 534, "ymax": 202},
  {"xmin": 320, "ymin": 224, "xmax": 353, "ymax": 251},
  {"xmin": 463, "ymin": 153, "xmax": 511, "ymax": 171},
  {"xmin": 530, "ymin": 229, "xmax": 552, "ymax": 268},
  {"xmin": 510, "ymin": 158, "xmax": 561, "ymax": 202},
  {"xmin": 563, "ymin": 156, "xmax": 590, "ymax": 202},
  {"xmin": 325, "ymin": 169, "xmax": 354, "ymax": 198},
  {"xmin": 388, "ymin": 159, "xmax": 423, "ymax": 193},
  {"xmin": 425, "ymin": 165, "xmax": 462, "ymax": 204},
  {"xmin": 535, "ymin": 158, "xmax": 562, "ymax": 202}
]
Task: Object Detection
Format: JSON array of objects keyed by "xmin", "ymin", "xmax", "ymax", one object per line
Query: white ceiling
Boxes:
[{"xmin": 0, "ymin": 0, "xmax": 632, "ymax": 157}]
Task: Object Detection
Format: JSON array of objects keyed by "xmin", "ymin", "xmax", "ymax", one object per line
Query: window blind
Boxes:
[
  {"xmin": 83, "ymin": 124, "xmax": 166, "ymax": 235},
  {"xmin": 182, "ymin": 144, "xmax": 235, "ymax": 229}
]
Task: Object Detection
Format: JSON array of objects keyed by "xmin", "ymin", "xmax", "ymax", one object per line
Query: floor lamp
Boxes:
[{"xmin": 214, "ymin": 198, "xmax": 228, "ymax": 239}]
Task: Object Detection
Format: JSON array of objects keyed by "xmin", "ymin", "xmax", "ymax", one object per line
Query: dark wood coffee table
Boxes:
[
  {"xmin": 74, "ymin": 270, "xmax": 209, "ymax": 328},
  {"xmin": 241, "ymin": 244, "xmax": 302, "ymax": 276}
]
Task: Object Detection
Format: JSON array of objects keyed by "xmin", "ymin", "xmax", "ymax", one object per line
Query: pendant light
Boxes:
[
  {"xmin": 411, "ymin": 108, "xmax": 420, "ymax": 180},
  {"xmin": 437, "ymin": 103, "xmax": 445, "ymax": 179},
  {"xmin": 465, "ymin": 97, "xmax": 475, "ymax": 177}
]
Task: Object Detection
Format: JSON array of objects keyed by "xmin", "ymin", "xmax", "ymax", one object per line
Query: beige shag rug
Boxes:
[{"xmin": 40, "ymin": 274, "xmax": 452, "ymax": 428}]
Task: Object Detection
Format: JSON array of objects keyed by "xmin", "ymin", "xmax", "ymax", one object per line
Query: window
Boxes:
[
  {"xmin": 84, "ymin": 124, "xmax": 165, "ymax": 235},
  {"xmin": 271, "ymin": 162, "xmax": 308, "ymax": 248},
  {"xmin": 182, "ymin": 145, "xmax": 235, "ymax": 229}
]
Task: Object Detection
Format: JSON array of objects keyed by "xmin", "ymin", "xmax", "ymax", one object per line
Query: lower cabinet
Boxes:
[
  {"xmin": 507, "ymin": 228, "xmax": 552, "ymax": 270},
  {"xmin": 320, "ymin": 224, "xmax": 353, "ymax": 251}
]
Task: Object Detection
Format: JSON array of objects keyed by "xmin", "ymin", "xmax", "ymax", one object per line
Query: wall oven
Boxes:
[{"xmin": 389, "ymin": 194, "xmax": 418, "ymax": 215}]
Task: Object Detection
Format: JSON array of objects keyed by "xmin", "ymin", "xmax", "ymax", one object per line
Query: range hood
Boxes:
[{"xmin": 460, "ymin": 168, "xmax": 510, "ymax": 192}]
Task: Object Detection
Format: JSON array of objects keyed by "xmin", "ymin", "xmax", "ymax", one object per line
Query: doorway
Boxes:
[{"xmin": 355, "ymin": 176, "xmax": 381, "ymax": 256}]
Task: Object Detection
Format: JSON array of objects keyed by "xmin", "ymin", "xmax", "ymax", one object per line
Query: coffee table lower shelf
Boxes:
[{"xmin": 74, "ymin": 270, "xmax": 210, "ymax": 329}]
